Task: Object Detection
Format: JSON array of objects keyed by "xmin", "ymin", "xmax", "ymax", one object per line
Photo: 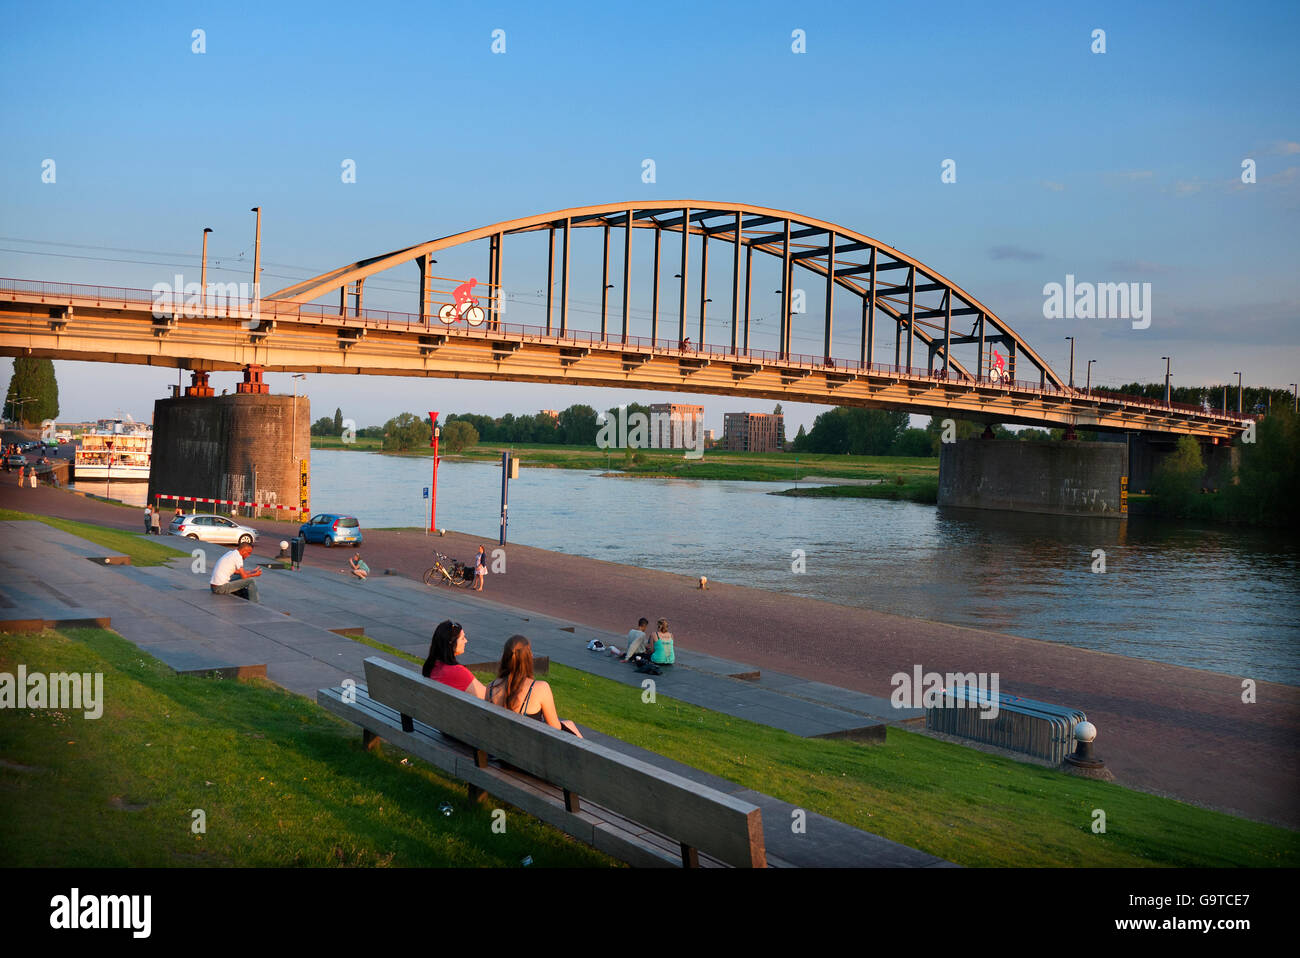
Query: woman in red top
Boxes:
[{"xmin": 420, "ymin": 620, "xmax": 486, "ymax": 699}]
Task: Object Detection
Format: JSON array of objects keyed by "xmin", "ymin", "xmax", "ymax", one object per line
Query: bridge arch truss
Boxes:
[{"xmin": 269, "ymin": 201, "xmax": 1064, "ymax": 390}]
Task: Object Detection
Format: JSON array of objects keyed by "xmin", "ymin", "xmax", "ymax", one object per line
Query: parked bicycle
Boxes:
[{"xmin": 424, "ymin": 552, "xmax": 471, "ymax": 587}]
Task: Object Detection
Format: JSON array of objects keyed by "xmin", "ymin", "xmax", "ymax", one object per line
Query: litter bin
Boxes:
[{"xmin": 290, "ymin": 536, "xmax": 306, "ymax": 570}]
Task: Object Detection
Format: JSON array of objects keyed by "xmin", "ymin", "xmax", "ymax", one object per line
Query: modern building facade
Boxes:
[
  {"xmin": 722, "ymin": 412, "xmax": 785, "ymax": 452},
  {"xmin": 647, "ymin": 403, "xmax": 704, "ymax": 449}
]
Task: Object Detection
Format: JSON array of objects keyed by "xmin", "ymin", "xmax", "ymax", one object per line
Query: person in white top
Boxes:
[
  {"xmin": 210, "ymin": 543, "xmax": 262, "ymax": 602},
  {"xmin": 621, "ymin": 617, "xmax": 651, "ymax": 662}
]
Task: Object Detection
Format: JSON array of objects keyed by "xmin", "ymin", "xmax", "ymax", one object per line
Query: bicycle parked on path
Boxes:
[{"xmin": 424, "ymin": 552, "xmax": 471, "ymax": 587}]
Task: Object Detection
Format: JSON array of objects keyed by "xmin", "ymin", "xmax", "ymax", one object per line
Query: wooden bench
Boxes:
[{"xmin": 319, "ymin": 656, "xmax": 766, "ymax": 868}]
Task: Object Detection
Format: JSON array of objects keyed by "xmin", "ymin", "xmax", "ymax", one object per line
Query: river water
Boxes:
[{"xmin": 295, "ymin": 450, "xmax": 1300, "ymax": 685}]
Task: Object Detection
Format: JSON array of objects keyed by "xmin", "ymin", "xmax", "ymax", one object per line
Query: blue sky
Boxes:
[{"xmin": 2, "ymin": 0, "xmax": 1297, "ymax": 431}]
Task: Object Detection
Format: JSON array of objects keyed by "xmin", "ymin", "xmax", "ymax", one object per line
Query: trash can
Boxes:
[{"xmin": 290, "ymin": 536, "xmax": 306, "ymax": 570}]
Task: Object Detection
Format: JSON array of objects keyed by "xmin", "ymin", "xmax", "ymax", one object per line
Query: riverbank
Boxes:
[
  {"xmin": 309, "ymin": 437, "xmax": 940, "ymax": 484},
  {"xmin": 4, "ymin": 479, "xmax": 1297, "ymax": 829}
]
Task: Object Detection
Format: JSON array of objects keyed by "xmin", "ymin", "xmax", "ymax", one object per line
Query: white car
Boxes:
[{"xmin": 169, "ymin": 513, "xmax": 259, "ymax": 546}]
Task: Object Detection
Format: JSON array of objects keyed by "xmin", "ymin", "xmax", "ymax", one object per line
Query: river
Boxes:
[{"xmin": 294, "ymin": 450, "xmax": 1300, "ymax": 685}]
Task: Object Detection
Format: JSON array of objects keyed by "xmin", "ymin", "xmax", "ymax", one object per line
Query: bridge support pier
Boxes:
[
  {"xmin": 148, "ymin": 389, "xmax": 311, "ymax": 520},
  {"xmin": 938, "ymin": 439, "xmax": 1126, "ymax": 518}
]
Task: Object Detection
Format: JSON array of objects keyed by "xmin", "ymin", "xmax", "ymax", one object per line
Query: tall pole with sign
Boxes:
[
  {"xmin": 429, "ymin": 411, "xmax": 439, "ymax": 534},
  {"xmin": 500, "ymin": 451, "xmax": 510, "ymax": 545}
]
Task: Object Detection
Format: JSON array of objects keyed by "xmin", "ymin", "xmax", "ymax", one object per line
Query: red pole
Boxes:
[{"xmin": 429, "ymin": 411, "xmax": 439, "ymax": 534}]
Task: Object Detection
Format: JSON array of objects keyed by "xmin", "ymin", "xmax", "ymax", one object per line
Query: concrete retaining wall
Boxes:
[
  {"xmin": 148, "ymin": 394, "xmax": 310, "ymax": 514},
  {"xmin": 938, "ymin": 439, "xmax": 1126, "ymax": 518}
]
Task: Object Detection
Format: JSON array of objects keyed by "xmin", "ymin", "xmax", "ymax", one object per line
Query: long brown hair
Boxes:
[{"xmin": 494, "ymin": 634, "xmax": 535, "ymax": 712}]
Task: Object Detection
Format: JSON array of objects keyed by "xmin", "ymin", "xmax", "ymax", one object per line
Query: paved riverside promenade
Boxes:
[
  {"xmin": 0, "ymin": 517, "xmax": 948, "ymax": 868},
  {"xmin": 3, "ymin": 481, "xmax": 1298, "ymax": 830}
]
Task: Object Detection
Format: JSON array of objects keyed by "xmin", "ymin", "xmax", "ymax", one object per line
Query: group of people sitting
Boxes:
[
  {"xmin": 420, "ymin": 620, "xmax": 583, "ymax": 738},
  {"xmin": 621, "ymin": 617, "xmax": 675, "ymax": 669}
]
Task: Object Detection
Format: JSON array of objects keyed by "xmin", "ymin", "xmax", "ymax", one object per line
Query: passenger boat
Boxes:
[{"xmin": 74, "ymin": 417, "xmax": 152, "ymax": 481}]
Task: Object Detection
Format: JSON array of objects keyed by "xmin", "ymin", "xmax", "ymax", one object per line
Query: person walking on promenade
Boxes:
[
  {"xmin": 650, "ymin": 618, "xmax": 675, "ymax": 667},
  {"xmin": 421, "ymin": 620, "xmax": 486, "ymax": 698},
  {"xmin": 143, "ymin": 505, "xmax": 154, "ymax": 535},
  {"xmin": 209, "ymin": 542, "xmax": 262, "ymax": 602},
  {"xmin": 27, "ymin": 466, "xmax": 36, "ymax": 489},
  {"xmin": 621, "ymin": 618, "xmax": 652, "ymax": 663},
  {"xmin": 150, "ymin": 506, "xmax": 161, "ymax": 535},
  {"xmin": 486, "ymin": 635, "xmax": 583, "ymax": 737},
  {"xmin": 472, "ymin": 544, "xmax": 487, "ymax": 592},
  {"xmin": 17, "ymin": 465, "xmax": 26, "ymax": 488}
]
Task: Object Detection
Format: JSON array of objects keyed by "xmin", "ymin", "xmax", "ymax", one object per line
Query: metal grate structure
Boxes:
[{"xmin": 926, "ymin": 686, "xmax": 1086, "ymax": 764}]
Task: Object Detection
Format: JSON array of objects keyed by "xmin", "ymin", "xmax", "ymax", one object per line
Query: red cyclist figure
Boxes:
[
  {"xmin": 989, "ymin": 347, "xmax": 1007, "ymax": 384},
  {"xmin": 438, "ymin": 277, "xmax": 486, "ymax": 327}
]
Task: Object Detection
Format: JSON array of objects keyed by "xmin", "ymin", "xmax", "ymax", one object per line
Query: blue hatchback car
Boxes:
[{"xmin": 298, "ymin": 514, "xmax": 363, "ymax": 548}]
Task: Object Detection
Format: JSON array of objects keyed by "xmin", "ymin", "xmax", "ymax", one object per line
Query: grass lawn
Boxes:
[
  {"xmin": 772, "ymin": 478, "xmax": 940, "ymax": 504},
  {"xmin": 0, "ymin": 509, "xmax": 189, "ymax": 567},
  {"xmin": 0, "ymin": 628, "xmax": 616, "ymax": 867},
  {"xmin": 344, "ymin": 635, "xmax": 1297, "ymax": 868}
]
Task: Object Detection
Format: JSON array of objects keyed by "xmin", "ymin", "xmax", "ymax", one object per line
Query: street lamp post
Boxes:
[
  {"xmin": 9, "ymin": 396, "xmax": 36, "ymax": 429},
  {"xmin": 1234, "ymin": 371, "xmax": 1242, "ymax": 414},
  {"xmin": 1086, "ymin": 359, "xmax": 1096, "ymax": 393},
  {"xmin": 250, "ymin": 207, "xmax": 262, "ymax": 312},
  {"xmin": 1161, "ymin": 357, "xmax": 1171, "ymax": 404},
  {"xmin": 428, "ymin": 412, "xmax": 440, "ymax": 535},
  {"xmin": 200, "ymin": 227, "xmax": 213, "ymax": 312},
  {"xmin": 1065, "ymin": 336, "xmax": 1075, "ymax": 389},
  {"xmin": 1291, "ymin": 383, "xmax": 1297, "ymax": 412},
  {"xmin": 291, "ymin": 373, "xmax": 306, "ymax": 471}
]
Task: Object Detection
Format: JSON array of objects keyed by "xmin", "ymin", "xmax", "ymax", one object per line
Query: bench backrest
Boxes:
[{"xmin": 363, "ymin": 657, "xmax": 765, "ymax": 867}]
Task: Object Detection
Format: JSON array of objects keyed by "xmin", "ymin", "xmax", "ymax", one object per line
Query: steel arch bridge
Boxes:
[
  {"xmin": 0, "ymin": 201, "xmax": 1250, "ymax": 439},
  {"xmin": 270, "ymin": 200, "xmax": 1061, "ymax": 391}
]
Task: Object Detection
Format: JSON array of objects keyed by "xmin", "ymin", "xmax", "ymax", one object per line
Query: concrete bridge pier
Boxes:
[
  {"xmin": 938, "ymin": 439, "xmax": 1127, "ymax": 518},
  {"xmin": 148, "ymin": 380, "xmax": 310, "ymax": 517}
]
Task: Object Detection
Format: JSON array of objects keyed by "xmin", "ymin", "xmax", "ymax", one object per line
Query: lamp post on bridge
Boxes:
[
  {"xmin": 1086, "ymin": 359, "xmax": 1096, "ymax": 394},
  {"xmin": 200, "ymin": 227, "xmax": 212, "ymax": 311},
  {"xmin": 1161, "ymin": 357, "xmax": 1171, "ymax": 405},
  {"xmin": 250, "ymin": 206, "xmax": 262, "ymax": 311},
  {"xmin": 1234, "ymin": 371, "xmax": 1242, "ymax": 414},
  {"xmin": 1065, "ymin": 336, "xmax": 1075, "ymax": 389}
]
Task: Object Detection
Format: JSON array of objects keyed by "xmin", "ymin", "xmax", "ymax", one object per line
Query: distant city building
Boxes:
[
  {"xmin": 647, "ymin": 403, "xmax": 704, "ymax": 449},
  {"xmin": 722, "ymin": 412, "xmax": 785, "ymax": 452},
  {"xmin": 539, "ymin": 409, "xmax": 559, "ymax": 419}
]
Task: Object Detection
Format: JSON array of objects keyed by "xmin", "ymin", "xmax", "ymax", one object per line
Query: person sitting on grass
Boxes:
[
  {"xmin": 486, "ymin": 634, "xmax": 582, "ymax": 737},
  {"xmin": 650, "ymin": 618, "xmax": 675, "ymax": 667},
  {"xmin": 421, "ymin": 619, "xmax": 486, "ymax": 699},
  {"xmin": 349, "ymin": 552, "xmax": 369, "ymax": 580},
  {"xmin": 622, "ymin": 617, "xmax": 651, "ymax": 663},
  {"xmin": 210, "ymin": 542, "xmax": 262, "ymax": 603}
]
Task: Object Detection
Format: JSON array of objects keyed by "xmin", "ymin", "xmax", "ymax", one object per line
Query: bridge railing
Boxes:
[{"xmin": 0, "ymin": 277, "xmax": 1252, "ymax": 424}]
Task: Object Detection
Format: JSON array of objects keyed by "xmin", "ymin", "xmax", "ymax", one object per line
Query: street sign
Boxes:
[{"xmin": 423, "ymin": 487, "xmax": 430, "ymax": 499}]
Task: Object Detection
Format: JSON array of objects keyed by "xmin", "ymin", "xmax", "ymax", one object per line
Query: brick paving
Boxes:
[{"xmin": 2, "ymin": 478, "xmax": 1297, "ymax": 829}]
